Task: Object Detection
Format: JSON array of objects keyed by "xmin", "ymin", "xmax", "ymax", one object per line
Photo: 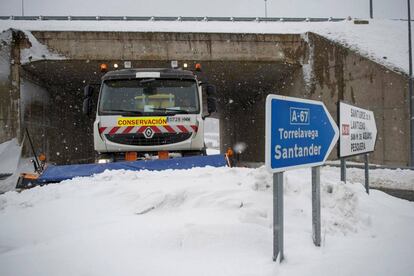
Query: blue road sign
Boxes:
[{"xmin": 265, "ymin": 95, "xmax": 339, "ymax": 172}]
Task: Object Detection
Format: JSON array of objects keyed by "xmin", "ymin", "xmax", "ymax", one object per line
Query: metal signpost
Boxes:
[
  {"xmin": 370, "ymin": 0, "xmax": 373, "ymax": 19},
  {"xmin": 408, "ymin": 0, "xmax": 414, "ymax": 167},
  {"xmin": 311, "ymin": 166, "xmax": 321, "ymax": 246},
  {"xmin": 265, "ymin": 95, "xmax": 339, "ymax": 262},
  {"xmin": 338, "ymin": 102, "xmax": 377, "ymax": 193},
  {"xmin": 340, "ymin": 158, "xmax": 346, "ymax": 183}
]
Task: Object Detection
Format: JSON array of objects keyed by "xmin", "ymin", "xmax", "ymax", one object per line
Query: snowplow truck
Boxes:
[
  {"xmin": 16, "ymin": 65, "xmax": 231, "ymax": 189},
  {"xmin": 83, "ymin": 67, "xmax": 217, "ymax": 162}
]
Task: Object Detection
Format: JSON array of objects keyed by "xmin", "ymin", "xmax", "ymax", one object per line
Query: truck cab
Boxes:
[{"xmin": 83, "ymin": 67, "xmax": 217, "ymax": 162}]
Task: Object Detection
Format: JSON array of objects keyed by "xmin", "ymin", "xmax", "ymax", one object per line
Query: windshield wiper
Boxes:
[
  {"xmin": 149, "ymin": 107, "xmax": 189, "ymax": 114},
  {"xmin": 104, "ymin": 109, "xmax": 143, "ymax": 115},
  {"xmin": 140, "ymin": 78, "xmax": 156, "ymax": 84}
]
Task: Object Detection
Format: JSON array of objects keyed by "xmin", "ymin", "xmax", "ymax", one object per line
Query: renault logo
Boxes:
[{"xmin": 143, "ymin": 127, "xmax": 155, "ymax": 139}]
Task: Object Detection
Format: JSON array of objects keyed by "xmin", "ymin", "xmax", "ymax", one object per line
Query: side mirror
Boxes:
[
  {"xmin": 202, "ymin": 84, "xmax": 217, "ymax": 119},
  {"xmin": 82, "ymin": 98, "xmax": 92, "ymax": 116},
  {"xmin": 207, "ymin": 96, "xmax": 217, "ymax": 114},
  {"xmin": 84, "ymin": 85, "xmax": 94, "ymax": 97},
  {"xmin": 206, "ymin": 84, "xmax": 216, "ymax": 97}
]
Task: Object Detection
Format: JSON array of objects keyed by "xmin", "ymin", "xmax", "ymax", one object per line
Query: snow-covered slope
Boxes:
[
  {"xmin": 0, "ymin": 19, "xmax": 411, "ymax": 74},
  {"xmin": 0, "ymin": 166, "xmax": 413, "ymax": 276}
]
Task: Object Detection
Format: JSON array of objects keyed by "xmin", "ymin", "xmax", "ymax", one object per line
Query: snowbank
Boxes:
[
  {"xmin": 0, "ymin": 166, "xmax": 413, "ymax": 276},
  {"xmin": 348, "ymin": 167, "xmax": 414, "ymax": 191},
  {"xmin": 0, "ymin": 19, "xmax": 410, "ymax": 74}
]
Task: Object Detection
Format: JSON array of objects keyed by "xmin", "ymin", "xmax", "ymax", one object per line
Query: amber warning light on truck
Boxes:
[{"xmin": 100, "ymin": 63, "xmax": 108, "ymax": 73}]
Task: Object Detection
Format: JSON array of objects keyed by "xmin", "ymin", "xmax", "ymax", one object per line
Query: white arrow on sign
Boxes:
[{"xmin": 339, "ymin": 102, "xmax": 377, "ymax": 157}]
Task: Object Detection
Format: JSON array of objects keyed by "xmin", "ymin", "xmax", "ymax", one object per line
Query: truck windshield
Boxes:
[{"xmin": 99, "ymin": 79, "xmax": 199, "ymax": 115}]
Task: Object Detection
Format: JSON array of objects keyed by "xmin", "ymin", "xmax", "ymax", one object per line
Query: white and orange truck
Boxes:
[
  {"xmin": 83, "ymin": 65, "xmax": 218, "ymax": 163},
  {"xmin": 16, "ymin": 64, "xmax": 231, "ymax": 189}
]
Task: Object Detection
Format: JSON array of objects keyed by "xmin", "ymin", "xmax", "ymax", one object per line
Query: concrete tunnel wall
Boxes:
[
  {"xmin": 2, "ymin": 29, "xmax": 411, "ymax": 165},
  {"xmin": 10, "ymin": 30, "xmax": 306, "ymax": 164},
  {"xmin": 285, "ymin": 33, "xmax": 410, "ymax": 165},
  {"xmin": 0, "ymin": 30, "xmax": 19, "ymax": 144}
]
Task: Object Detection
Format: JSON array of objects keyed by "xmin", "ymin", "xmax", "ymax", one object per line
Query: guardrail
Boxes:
[
  {"xmin": 237, "ymin": 161, "xmax": 414, "ymax": 170},
  {"xmin": 325, "ymin": 161, "xmax": 414, "ymax": 171},
  {"xmin": 0, "ymin": 16, "xmax": 345, "ymax": 22}
]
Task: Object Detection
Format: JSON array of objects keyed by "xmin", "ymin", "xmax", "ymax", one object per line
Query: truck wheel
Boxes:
[{"xmin": 182, "ymin": 150, "xmax": 206, "ymax": 157}]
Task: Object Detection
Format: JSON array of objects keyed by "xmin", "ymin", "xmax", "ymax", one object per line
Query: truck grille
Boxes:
[{"xmin": 105, "ymin": 133, "xmax": 192, "ymax": 146}]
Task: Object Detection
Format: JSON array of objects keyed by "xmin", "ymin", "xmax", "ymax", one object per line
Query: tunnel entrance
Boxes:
[
  {"xmin": 7, "ymin": 29, "xmax": 410, "ymax": 166},
  {"xmin": 22, "ymin": 59, "xmax": 298, "ymax": 164}
]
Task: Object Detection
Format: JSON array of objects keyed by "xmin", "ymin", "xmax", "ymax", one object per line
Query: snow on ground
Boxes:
[
  {"xmin": 0, "ymin": 166, "xmax": 413, "ymax": 276},
  {"xmin": 347, "ymin": 167, "xmax": 414, "ymax": 191},
  {"xmin": 0, "ymin": 19, "xmax": 411, "ymax": 74}
]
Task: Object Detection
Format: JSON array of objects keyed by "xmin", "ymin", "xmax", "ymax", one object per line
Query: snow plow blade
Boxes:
[{"xmin": 16, "ymin": 154, "xmax": 228, "ymax": 189}]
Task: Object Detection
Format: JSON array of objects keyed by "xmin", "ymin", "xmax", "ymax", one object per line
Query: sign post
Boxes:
[
  {"xmin": 364, "ymin": 154, "xmax": 369, "ymax": 194},
  {"xmin": 339, "ymin": 102, "xmax": 377, "ymax": 193},
  {"xmin": 273, "ymin": 172, "xmax": 284, "ymax": 262},
  {"xmin": 312, "ymin": 166, "xmax": 321, "ymax": 246},
  {"xmin": 340, "ymin": 158, "xmax": 346, "ymax": 183},
  {"xmin": 266, "ymin": 95, "xmax": 339, "ymax": 261}
]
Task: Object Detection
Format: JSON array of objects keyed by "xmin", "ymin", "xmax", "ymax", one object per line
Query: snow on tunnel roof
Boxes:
[{"xmin": 0, "ymin": 19, "xmax": 411, "ymax": 75}]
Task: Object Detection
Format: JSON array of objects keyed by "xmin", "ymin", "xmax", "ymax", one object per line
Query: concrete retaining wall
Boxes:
[
  {"xmin": 0, "ymin": 30, "xmax": 16, "ymax": 144},
  {"xmin": 284, "ymin": 33, "xmax": 409, "ymax": 166}
]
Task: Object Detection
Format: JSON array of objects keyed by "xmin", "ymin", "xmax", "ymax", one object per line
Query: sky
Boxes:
[{"xmin": 0, "ymin": 0, "xmax": 411, "ymax": 19}]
